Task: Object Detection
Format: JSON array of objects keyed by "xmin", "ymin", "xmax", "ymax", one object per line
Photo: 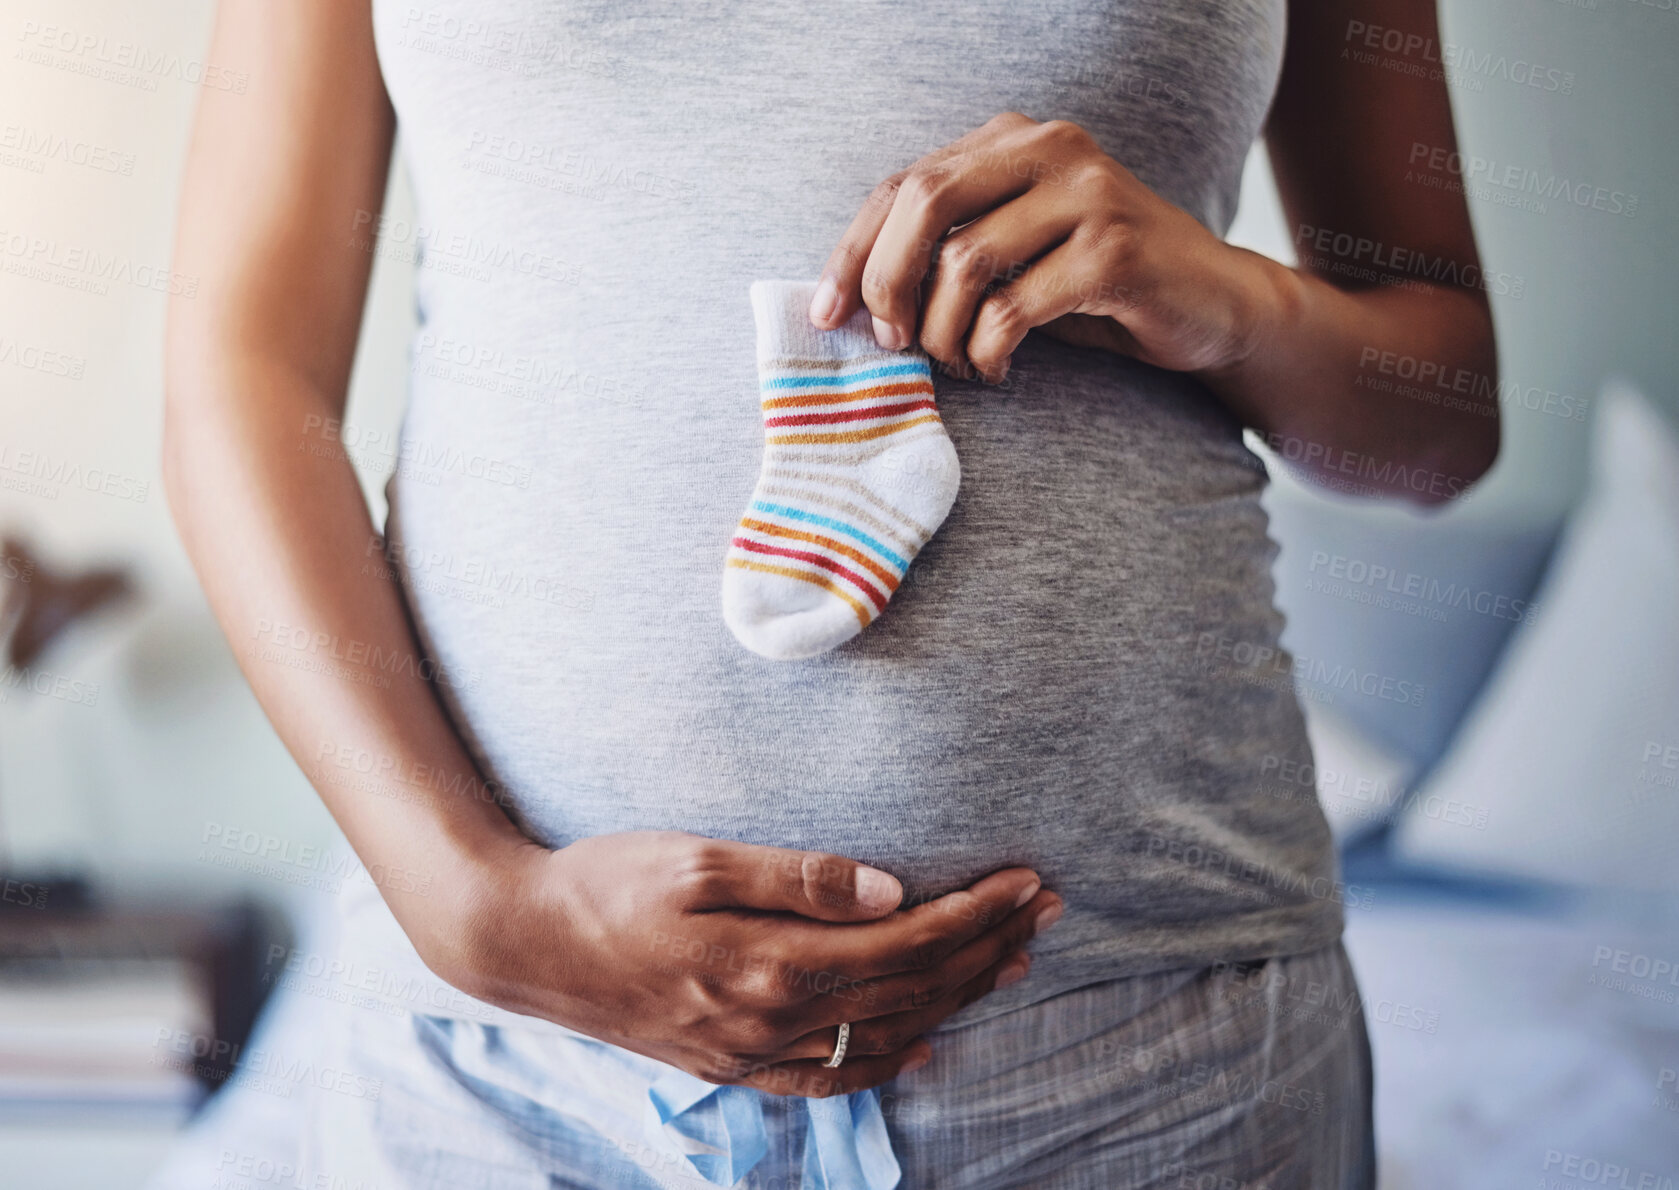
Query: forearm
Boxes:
[
  {"xmin": 809, "ymin": 109, "xmax": 1499, "ymax": 508},
  {"xmin": 162, "ymin": 359, "xmax": 530, "ymax": 969},
  {"xmin": 1202, "ymin": 249, "xmax": 1500, "ymax": 505}
]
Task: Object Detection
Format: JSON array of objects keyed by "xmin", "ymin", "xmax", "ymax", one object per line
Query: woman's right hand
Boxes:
[{"xmin": 443, "ymin": 831, "xmax": 1062, "ymax": 1098}]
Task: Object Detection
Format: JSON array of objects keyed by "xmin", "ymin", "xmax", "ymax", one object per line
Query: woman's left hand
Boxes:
[{"xmin": 809, "ymin": 111, "xmax": 1272, "ymax": 385}]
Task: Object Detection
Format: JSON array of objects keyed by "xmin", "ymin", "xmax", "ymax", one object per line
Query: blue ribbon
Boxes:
[{"xmin": 648, "ymin": 1069, "xmax": 901, "ymax": 1189}]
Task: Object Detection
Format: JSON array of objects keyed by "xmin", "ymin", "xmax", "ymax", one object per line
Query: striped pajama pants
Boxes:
[{"xmin": 295, "ymin": 943, "xmax": 1375, "ymax": 1190}]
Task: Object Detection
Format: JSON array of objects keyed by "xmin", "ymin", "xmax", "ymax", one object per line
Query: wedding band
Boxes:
[{"xmin": 823, "ymin": 1022, "xmax": 851, "ymax": 1069}]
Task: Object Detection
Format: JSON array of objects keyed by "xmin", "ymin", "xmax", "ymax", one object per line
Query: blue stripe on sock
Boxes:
[
  {"xmin": 760, "ymin": 362, "xmax": 930, "ymax": 390},
  {"xmin": 749, "ymin": 502, "xmax": 909, "ymax": 571}
]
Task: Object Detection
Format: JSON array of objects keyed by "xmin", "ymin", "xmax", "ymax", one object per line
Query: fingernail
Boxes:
[
  {"xmin": 855, "ymin": 867, "xmax": 902, "ymax": 913},
  {"xmin": 903, "ymin": 1047, "xmax": 931, "ymax": 1073},
  {"xmin": 1013, "ymin": 878, "xmax": 1041, "ymax": 909},
  {"xmin": 871, "ymin": 316, "xmax": 902, "ymax": 350},
  {"xmin": 809, "ymin": 276, "xmax": 839, "ymax": 325},
  {"xmin": 995, "ymin": 955, "xmax": 1031, "ymax": 989},
  {"xmin": 1035, "ymin": 901, "xmax": 1064, "ymax": 932}
]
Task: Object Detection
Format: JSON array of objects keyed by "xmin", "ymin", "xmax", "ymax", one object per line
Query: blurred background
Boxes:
[{"xmin": 0, "ymin": 1, "xmax": 1675, "ymax": 1187}]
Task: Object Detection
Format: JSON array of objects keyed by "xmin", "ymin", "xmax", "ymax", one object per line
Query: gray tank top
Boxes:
[{"xmin": 364, "ymin": 0, "xmax": 1344, "ymax": 1026}]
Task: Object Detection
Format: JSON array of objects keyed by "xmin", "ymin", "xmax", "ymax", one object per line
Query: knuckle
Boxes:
[
  {"xmin": 1088, "ymin": 221, "xmax": 1137, "ymax": 273},
  {"xmin": 866, "ymin": 175, "xmax": 904, "ymax": 211},
  {"xmin": 907, "ymin": 975, "xmax": 948, "ymax": 1011},
  {"xmin": 989, "ymin": 110, "xmax": 1034, "ymax": 131},
  {"xmin": 979, "ymin": 287, "xmax": 1026, "ymax": 337},
  {"xmin": 904, "ymin": 931, "xmax": 946, "ymax": 974},
  {"xmin": 864, "ymin": 1024, "xmax": 910, "ymax": 1056},
  {"xmin": 860, "ymin": 267, "xmax": 896, "ymax": 305},
  {"xmin": 921, "ymin": 890, "xmax": 969, "ymax": 928},
  {"xmin": 1038, "ymin": 118, "xmax": 1090, "ymax": 150},
  {"xmin": 674, "ymin": 967, "xmax": 725, "ymax": 1014},
  {"xmin": 936, "ymin": 235, "xmax": 975, "ymax": 274},
  {"xmin": 968, "ymin": 344, "xmax": 1007, "ymax": 376},
  {"xmin": 797, "ymin": 850, "xmax": 832, "ymax": 910},
  {"xmin": 734, "ymin": 962, "xmax": 788, "ymax": 1005},
  {"xmin": 1074, "ymin": 162, "xmax": 1125, "ymax": 202},
  {"xmin": 901, "ymin": 164, "xmax": 954, "ymax": 211},
  {"xmin": 944, "ymin": 889, "xmax": 988, "ymax": 925},
  {"xmin": 670, "ymin": 841, "xmax": 725, "ymax": 902},
  {"xmin": 941, "ymin": 237, "xmax": 994, "ymax": 289}
]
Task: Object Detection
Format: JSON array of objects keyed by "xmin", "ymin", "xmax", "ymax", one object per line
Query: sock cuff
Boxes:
[{"xmin": 750, "ymin": 279, "xmax": 894, "ymax": 364}]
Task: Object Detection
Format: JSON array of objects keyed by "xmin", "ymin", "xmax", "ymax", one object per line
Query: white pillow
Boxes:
[
  {"xmin": 1392, "ymin": 382, "xmax": 1679, "ymax": 891},
  {"xmin": 1301, "ymin": 703, "xmax": 1418, "ymax": 847}
]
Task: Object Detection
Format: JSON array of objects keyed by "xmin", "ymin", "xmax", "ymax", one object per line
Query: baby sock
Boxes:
[{"xmin": 722, "ymin": 280, "xmax": 961, "ymax": 660}]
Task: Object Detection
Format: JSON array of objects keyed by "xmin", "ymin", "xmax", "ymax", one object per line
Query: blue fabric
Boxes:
[
  {"xmin": 747, "ymin": 502, "xmax": 911, "ymax": 570},
  {"xmin": 648, "ymin": 1069, "xmax": 901, "ymax": 1190},
  {"xmin": 286, "ymin": 944, "xmax": 1371, "ymax": 1188},
  {"xmin": 759, "ymin": 363, "xmax": 931, "ymax": 389}
]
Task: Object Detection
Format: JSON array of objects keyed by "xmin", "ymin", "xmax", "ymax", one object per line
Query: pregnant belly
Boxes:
[{"xmin": 386, "ymin": 339, "xmax": 1315, "ymax": 909}]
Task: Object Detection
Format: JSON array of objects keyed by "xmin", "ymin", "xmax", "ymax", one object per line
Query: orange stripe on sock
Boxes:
[
  {"xmin": 739, "ymin": 518, "xmax": 901, "ymax": 593},
  {"xmin": 725, "ymin": 558, "xmax": 872, "ymax": 629},
  {"xmin": 731, "ymin": 538, "xmax": 888, "ymax": 610},
  {"xmin": 766, "ymin": 413, "xmax": 943, "ymax": 447}
]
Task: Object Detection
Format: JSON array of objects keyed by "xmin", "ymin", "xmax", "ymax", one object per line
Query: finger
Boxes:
[
  {"xmin": 675, "ymin": 838, "xmax": 903, "ymax": 921},
  {"xmin": 851, "ymin": 887, "xmax": 1058, "ymax": 1020},
  {"xmin": 964, "ymin": 234, "xmax": 1115, "ymax": 383},
  {"xmin": 791, "ymin": 865, "xmax": 1043, "ymax": 983},
  {"xmin": 811, "ymin": 111, "xmax": 1040, "ymax": 334},
  {"xmin": 779, "ymin": 948, "xmax": 1033, "ymax": 1063},
  {"xmin": 722, "ymin": 1038, "xmax": 933, "ymax": 1099},
  {"xmin": 918, "ymin": 186, "xmax": 1081, "ymax": 377},
  {"xmin": 862, "ymin": 117, "xmax": 1093, "ymax": 351},
  {"xmin": 808, "ymin": 173, "xmax": 905, "ymax": 334},
  {"xmin": 859, "ymin": 148, "xmax": 1041, "ymax": 351},
  {"xmin": 788, "ymin": 886, "xmax": 1058, "ymax": 1031}
]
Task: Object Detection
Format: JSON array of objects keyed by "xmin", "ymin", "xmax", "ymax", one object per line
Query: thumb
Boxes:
[{"xmin": 679, "ymin": 839, "xmax": 903, "ymax": 921}]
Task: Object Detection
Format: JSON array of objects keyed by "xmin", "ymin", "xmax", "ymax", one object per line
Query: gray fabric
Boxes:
[
  {"xmin": 368, "ymin": 0, "xmax": 1343, "ymax": 1029},
  {"xmin": 301, "ymin": 944, "xmax": 1374, "ymax": 1189}
]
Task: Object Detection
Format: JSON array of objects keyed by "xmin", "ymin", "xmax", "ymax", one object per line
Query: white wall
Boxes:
[{"xmin": 0, "ymin": 0, "xmax": 413, "ymax": 896}]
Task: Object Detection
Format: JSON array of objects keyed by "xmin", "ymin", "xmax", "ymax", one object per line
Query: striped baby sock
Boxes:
[{"xmin": 722, "ymin": 280, "xmax": 961, "ymax": 660}]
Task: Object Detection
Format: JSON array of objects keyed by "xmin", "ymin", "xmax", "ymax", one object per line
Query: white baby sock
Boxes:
[{"xmin": 722, "ymin": 280, "xmax": 961, "ymax": 661}]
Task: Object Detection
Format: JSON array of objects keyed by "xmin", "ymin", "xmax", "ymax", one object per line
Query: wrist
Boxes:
[
  {"xmin": 1198, "ymin": 246, "xmax": 1299, "ymax": 383},
  {"xmin": 410, "ymin": 827, "xmax": 549, "ymax": 1003}
]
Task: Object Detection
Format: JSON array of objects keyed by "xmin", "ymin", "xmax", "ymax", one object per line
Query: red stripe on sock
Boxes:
[
  {"xmin": 730, "ymin": 537, "xmax": 889, "ymax": 610},
  {"xmin": 761, "ymin": 381, "xmax": 933, "ymax": 411},
  {"xmin": 763, "ymin": 399, "xmax": 937, "ymax": 429}
]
